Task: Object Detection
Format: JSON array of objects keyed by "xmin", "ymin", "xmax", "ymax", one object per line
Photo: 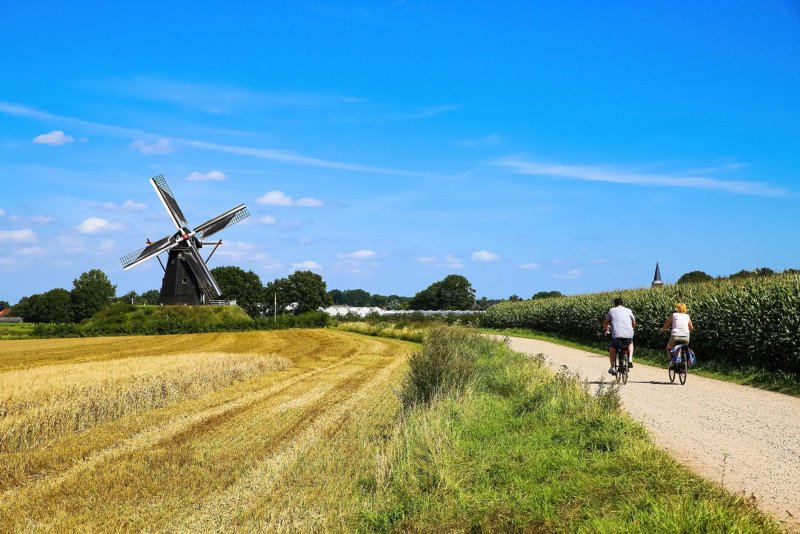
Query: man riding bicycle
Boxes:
[{"xmin": 602, "ymin": 297, "xmax": 636, "ymax": 376}]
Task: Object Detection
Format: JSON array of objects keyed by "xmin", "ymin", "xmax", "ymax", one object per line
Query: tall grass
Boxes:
[
  {"xmin": 358, "ymin": 328, "xmax": 779, "ymax": 532},
  {"xmin": 0, "ymin": 352, "xmax": 290, "ymax": 452},
  {"xmin": 337, "ymin": 321, "xmax": 427, "ymax": 343},
  {"xmin": 484, "ymin": 273, "xmax": 800, "ymax": 374}
]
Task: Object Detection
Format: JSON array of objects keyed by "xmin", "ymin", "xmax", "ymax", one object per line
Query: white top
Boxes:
[{"xmin": 671, "ymin": 312, "xmax": 691, "ymax": 337}]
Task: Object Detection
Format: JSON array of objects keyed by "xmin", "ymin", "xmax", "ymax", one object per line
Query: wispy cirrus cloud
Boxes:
[
  {"xmin": 417, "ymin": 254, "xmax": 464, "ymax": 269},
  {"xmin": 518, "ymin": 262, "xmax": 540, "ymax": 270},
  {"xmin": 131, "ymin": 139, "xmax": 174, "ymax": 155},
  {"xmin": 555, "ymin": 268, "xmax": 583, "ymax": 280},
  {"xmin": 0, "ymin": 229, "xmax": 36, "ymax": 243},
  {"xmin": 101, "ymin": 200, "xmax": 147, "ymax": 211},
  {"xmin": 495, "ymin": 157, "xmax": 787, "ymax": 197},
  {"xmin": 338, "ymin": 249, "xmax": 376, "ymax": 260},
  {"xmin": 0, "ymin": 102, "xmax": 449, "ymax": 179},
  {"xmin": 257, "ymin": 190, "xmax": 324, "ymax": 207},
  {"xmin": 186, "ymin": 170, "xmax": 228, "ymax": 182}
]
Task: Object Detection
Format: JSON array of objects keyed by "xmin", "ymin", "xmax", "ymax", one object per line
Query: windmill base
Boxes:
[{"xmin": 158, "ymin": 249, "xmax": 206, "ymax": 305}]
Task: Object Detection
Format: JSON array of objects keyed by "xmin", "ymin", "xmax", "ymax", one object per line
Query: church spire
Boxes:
[{"xmin": 652, "ymin": 262, "xmax": 664, "ymax": 287}]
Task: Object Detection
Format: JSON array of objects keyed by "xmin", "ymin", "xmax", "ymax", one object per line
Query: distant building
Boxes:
[{"xmin": 652, "ymin": 262, "xmax": 664, "ymax": 288}]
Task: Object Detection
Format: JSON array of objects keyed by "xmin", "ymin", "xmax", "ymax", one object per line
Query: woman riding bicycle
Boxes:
[{"xmin": 659, "ymin": 302, "xmax": 694, "ymax": 362}]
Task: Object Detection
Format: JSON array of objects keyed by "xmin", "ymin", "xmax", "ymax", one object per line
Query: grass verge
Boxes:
[
  {"xmin": 483, "ymin": 328, "xmax": 800, "ymax": 397},
  {"xmin": 358, "ymin": 327, "xmax": 780, "ymax": 532}
]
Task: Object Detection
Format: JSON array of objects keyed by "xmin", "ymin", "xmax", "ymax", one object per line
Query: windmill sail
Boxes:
[
  {"xmin": 120, "ymin": 234, "xmax": 180, "ymax": 270},
  {"xmin": 182, "ymin": 243, "xmax": 222, "ymax": 298},
  {"xmin": 194, "ymin": 204, "xmax": 250, "ymax": 239},
  {"xmin": 151, "ymin": 175, "xmax": 188, "ymax": 230}
]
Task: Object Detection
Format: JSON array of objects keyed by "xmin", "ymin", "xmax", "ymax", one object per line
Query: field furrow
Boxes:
[{"xmin": 0, "ymin": 330, "xmax": 411, "ymax": 533}]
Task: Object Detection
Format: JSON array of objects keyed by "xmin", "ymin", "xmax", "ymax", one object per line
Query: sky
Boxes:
[{"xmin": 1, "ymin": 1, "xmax": 799, "ymax": 303}]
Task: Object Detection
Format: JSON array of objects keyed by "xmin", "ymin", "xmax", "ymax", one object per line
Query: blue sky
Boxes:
[{"xmin": 1, "ymin": 1, "xmax": 799, "ymax": 303}]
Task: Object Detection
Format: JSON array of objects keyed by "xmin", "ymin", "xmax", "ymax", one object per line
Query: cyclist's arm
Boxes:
[
  {"xmin": 602, "ymin": 318, "xmax": 610, "ymax": 333},
  {"xmin": 688, "ymin": 318, "xmax": 694, "ymax": 332},
  {"xmin": 659, "ymin": 316, "xmax": 672, "ymax": 333}
]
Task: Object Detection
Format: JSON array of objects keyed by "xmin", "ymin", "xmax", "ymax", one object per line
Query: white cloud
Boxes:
[
  {"xmin": 518, "ymin": 262, "xmax": 540, "ymax": 270},
  {"xmin": 77, "ymin": 217, "xmax": 125, "ymax": 234},
  {"xmin": 257, "ymin": 190, "xmax": 292, "ymax": 206},
  {"xmin": 456, "ymin": 133, "xmax": 502, "ymax": 148},
  {"xmin": 260, "ymin": 215, "xmax": 276, "ymax": 225},
  {"xmin": 0, "ymin": 229, "xmax": 36, "ymax": 243},
  {"xmin": 555, "ymin": 268, "xmax": 583, "ymax": 280},
  {"xmin": 33, "ymin": 130, "xmax": 74, "ymax": 145},
  {"xmin": 291, "ymin": 260, "xmax": 322, "ymax": 270},
  {"xmin": 417, "ymin": 254, "xmax": 464, "ymax": 268},
  {"xmin": 295, "ymin": 197, "xmax": 324, "ymax": 207},
  {"xmin": 102, "ymin": 200, "xmax": 147, "ymax": 211},
  {"xmin": 339, "ymin": 249, "xmax": 376, "ymax": 260},
  {"xmin": 31, "ymin": 215, "xmax": 54, "ymax": 224},
  {"xmin": 0, "ymin": 208, "xmax": 6, "ymax": 216},
  {"xmin": 471, "ymin": 250, "xmax": 500, "ymax": 262},
  {"xmin": 187, "ymin": 170, "xmax": 228, "ymax": 182},
  {"xmin": 257, "ymin": 190, "xmax": 324, "ymax": 207},
  {"xmin": 215, "ymin": 240, "xmax": 257, "ymax": 261},
  {"xmin": 496, "ymin": 157, "xmax": 787, "ymax": 197},
  {"xmin": 131, "ymin": 138, "xmax": 174, "ymax": 155},
  {"xmin": 18, "ymin": 246, "xmax": 46, "ymax": 256}
]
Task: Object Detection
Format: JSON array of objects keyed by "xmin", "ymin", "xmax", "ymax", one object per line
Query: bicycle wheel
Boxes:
[
  {"xmin": 621, "ymin": 362, "xmax": 628, "ymax": 385},
  {"xmin": 668, "ymin": 362, "xmax": 676, "ymax": 383},
  {"xmin": 678, "ymin": 360, "xmax": 687, "ymax": 385}
]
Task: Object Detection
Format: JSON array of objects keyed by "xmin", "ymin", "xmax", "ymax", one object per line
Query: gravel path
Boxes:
[{"xmin": 503, "ymin": 336, "xmax": 800, "ymax": 531}]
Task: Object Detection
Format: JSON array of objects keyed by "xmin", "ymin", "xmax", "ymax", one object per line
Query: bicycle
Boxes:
[
  {"xmin": 614, "ymin": 339, "xmax": 631, "ymax": 385},
  {"xmin": 668, "ymin": 344, "xmax": 690, "ymax": 385}
]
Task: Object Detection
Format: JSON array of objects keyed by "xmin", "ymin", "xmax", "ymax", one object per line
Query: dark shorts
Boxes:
[{"xmin": 610, "ymin": 338, "xmax": 632, "ymax": 351}]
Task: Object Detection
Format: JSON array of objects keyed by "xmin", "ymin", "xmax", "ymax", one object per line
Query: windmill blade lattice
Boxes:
[
  {"xmin": 194, "ymin": 204, "xmax": 250, "ymax": 240},
  {"xmin": 151, "ymin": 175, "xmax": 188, "ymax": 229}
]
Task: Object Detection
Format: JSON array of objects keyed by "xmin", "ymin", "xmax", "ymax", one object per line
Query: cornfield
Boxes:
[{"xmin": 483, "ymin": 274, "xmax": 800, "ymax": 373}]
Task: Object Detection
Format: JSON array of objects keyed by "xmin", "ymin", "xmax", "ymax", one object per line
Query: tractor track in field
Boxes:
[
  {"xmin": 0, "ymin": 332, "xmax": 401, "ymax": 520},
  {"xmin": 502, "ymin": 335, "xmax": 800, "ymax": 531}
]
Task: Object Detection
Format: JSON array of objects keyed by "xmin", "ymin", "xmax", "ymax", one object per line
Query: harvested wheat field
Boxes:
[{"xmin": 0, "ymin": 329, "xmax": 412, "ymax": 532}]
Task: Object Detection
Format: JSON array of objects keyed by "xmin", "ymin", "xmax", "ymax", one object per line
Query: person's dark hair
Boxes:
[{"xmin": 613, "ymin": 297, "xmax": 624, "ymax": 306}]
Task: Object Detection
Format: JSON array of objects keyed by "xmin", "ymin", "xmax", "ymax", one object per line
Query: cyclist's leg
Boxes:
[
  {"xmin": 666, "ymin": 336, "xmax": 677, "ymax": 360},
  {"xmin": 608, "ymin": 338, "xmax": 618, "ymax": 374}
]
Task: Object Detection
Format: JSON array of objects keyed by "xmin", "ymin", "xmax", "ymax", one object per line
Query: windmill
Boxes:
[{"xmin": 120, "ymin": 175, "xmax": 250, "ymax": 305}]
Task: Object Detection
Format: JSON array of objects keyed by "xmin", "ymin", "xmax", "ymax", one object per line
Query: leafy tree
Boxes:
[
  {"xmin": 118, "ymin": 290, "xmax": 139, "ymax": 304},
  {"xmin": 409, "ymin": 275, "xmax": 476, "ymax": 310},
  {"xmin": 71, "ymin": 269, "xmax": 116, "ymax": 322},
  {"xmin": 531, "ymin": 290, "xmax": 564, "ymax": 299},
  {"xmin": 676, "ymin": 271, "xmax": 714, "ymax": 285},
  {"xmin": 508, "ymin": 294, "xmax": 522, "ymax": 302},
  {"xmin": 140, "ymin": 289, "xmax": 160, "ymax": 304},
  {"xmin": 0, "ymin": 300, "xmax": 9, "ymax": 309},
  {"xmin": 328, "ymin": 289, "xmax": 345, "ymax": 305},
  {"xmin": 210, "ymin": 266, "xmax": 265, "ymax": 318},
  {"xmin": 343, "ymin": 289, "xmax": 372, "ymax": 307},
  {"xmin": 11, "ymin": 295, "xmax": 41, "ymax": 322},
  {"xmin": 265, "ymin": 270, "xmax": 332, "ymax": 315},
  {"xmin": 38, "ymin": 289, "xmax": 75, "ymax": 323}
]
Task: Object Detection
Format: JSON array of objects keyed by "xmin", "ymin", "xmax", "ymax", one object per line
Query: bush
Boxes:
[
  {"xmin": 30, "ymin": 304, "xmax": 330, "ymax": 338},
  {"xmin": 401, "ymin": 326, "xmax": 488, "ymax": 407}
]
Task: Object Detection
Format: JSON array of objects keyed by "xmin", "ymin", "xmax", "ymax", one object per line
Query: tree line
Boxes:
[{"xmin": 3, "ymin": 266, "xmax": 570, "ymax": 323}]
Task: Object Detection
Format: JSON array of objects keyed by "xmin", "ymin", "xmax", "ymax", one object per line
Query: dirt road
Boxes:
[{"xmin": 503, "ymin": 336, "xmax": 800, "ymax": 531}]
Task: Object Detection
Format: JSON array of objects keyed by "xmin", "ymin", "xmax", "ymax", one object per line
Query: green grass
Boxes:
[
  {"xmin": 0, "ymin": 322, "xmax": 35, "ymax": 339},
  {"xmin": 358, "ymin": 330, "xmax": 780, "ymax": 532},
  {"xmin": 483, "ymin": 328, "xmax": 800, "ymax": 398}
]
